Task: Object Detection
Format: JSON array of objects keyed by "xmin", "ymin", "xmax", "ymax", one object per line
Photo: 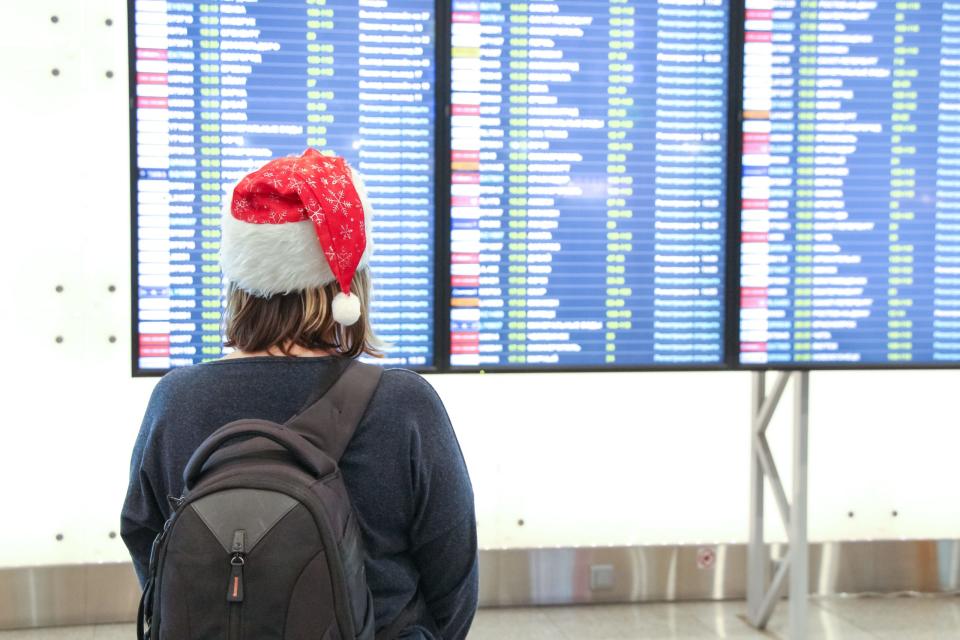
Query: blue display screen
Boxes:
[
  {"xmin": 132, "ymin": 0, "xmax": 435, "ymax": 371},
  {"xmin": 447, "ymin": 1, "xmax": 730, "ymax": 367},
  {"xmin": 738, "ymin": 2, "xmax": 960, "ymax": 366}
]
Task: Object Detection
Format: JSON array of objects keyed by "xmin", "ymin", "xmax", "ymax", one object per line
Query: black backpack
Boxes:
[{"xmin": 138, "ymin": 360, "xmax": 417, "ymax": 639}]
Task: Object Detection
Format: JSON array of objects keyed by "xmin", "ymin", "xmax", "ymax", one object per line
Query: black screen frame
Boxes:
[
  {"xmin": 129, "ymin": 1, "xmax": 957, "ymax": 376},
  {"xmin": 441, "ymin": 0, "xmax": 741, "ymax": 374},
  {"xmin": 128, "ymin": 0, "xmax": 143, "ymax": 378},
  {"xmin": 128, "ymin": 0, "xmax": 446, "ymax": 377},
  {"xmin": 729, "ymin": 1, "xmax": 960, "ymax": 372}
]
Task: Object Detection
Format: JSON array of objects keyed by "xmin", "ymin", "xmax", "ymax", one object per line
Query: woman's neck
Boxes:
[{"xmin": 223, "ymin": 344, "xmax": 336, "ymax": 359}]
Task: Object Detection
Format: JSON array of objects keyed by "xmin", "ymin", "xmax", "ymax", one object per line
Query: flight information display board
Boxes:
[
  {"xmin": 739, "ymin": 1, "xmax": 960, "ymax": 367},
  {"xmin": 447, "ymin": 1, "xmax": 730, "ymax": 368},
  {"xmin": 131, "ymin": 0, "xmax": 436, "ymax": 372}
]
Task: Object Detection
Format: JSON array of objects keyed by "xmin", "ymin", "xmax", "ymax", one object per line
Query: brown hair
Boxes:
[{"xmin": 224, "ymin": 269, "xmax": 382, "ymax": 359}]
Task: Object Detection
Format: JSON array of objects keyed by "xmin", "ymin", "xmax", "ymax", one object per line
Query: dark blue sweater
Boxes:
[{"xmin": 120, "ymin": 356, "xmax": 478, "ymax": 639}]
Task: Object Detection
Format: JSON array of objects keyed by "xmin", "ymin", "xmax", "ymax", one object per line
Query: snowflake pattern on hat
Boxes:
[{"xmin": 230, "ymin": 149, "xmax": 367, "ymax": 297}]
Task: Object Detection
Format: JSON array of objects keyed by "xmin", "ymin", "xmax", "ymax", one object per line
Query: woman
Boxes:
[{"xmin": 121, "ymin": 149, "xmax": 478, "ymax": 639}]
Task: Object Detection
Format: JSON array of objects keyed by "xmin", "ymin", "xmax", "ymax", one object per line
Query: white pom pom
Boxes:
[{"xmin": 332, "ymin": 291, "xmax": 362, "ymax": 326}]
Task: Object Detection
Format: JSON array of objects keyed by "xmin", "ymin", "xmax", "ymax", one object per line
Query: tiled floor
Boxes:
[{"xmin": 1, "ymin": 597, "xmax": 958, "ymax": 639}]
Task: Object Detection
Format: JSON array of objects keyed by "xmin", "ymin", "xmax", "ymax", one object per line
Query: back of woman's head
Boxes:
[
  {"xmin": 218, "ymin": 149, "xmax": 381, "ymax": 358},
  {"xmin": 224, "ymin": 270, "xmax": 381, "ymax": 358}
]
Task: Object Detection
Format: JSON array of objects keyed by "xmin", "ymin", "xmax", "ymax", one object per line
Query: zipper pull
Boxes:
[
  {"xmin": 227, "ymin": 530, "xmax": 245, "ymax": 603},
  {"xmin": 227, "ymin": 555, "xmax": 245, "ymax": 602}
]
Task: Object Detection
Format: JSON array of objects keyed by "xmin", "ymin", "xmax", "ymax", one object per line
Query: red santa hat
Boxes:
[{"xmin": 220, "ymin": 148, "xmax": 373, "ymax": 326}]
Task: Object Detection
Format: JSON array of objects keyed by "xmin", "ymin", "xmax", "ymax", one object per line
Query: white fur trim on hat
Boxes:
[{"xmin": 220, "ymin": 166, "xmax": 374, "ymax": 297}]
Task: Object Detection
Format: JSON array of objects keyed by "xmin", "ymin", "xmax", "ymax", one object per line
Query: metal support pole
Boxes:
[
  {"xmin": 746, "ymin": 370, "xmax": 811, "ymax": 639},
  {"xmin": 789, "ymin": 371, "xmax": 810, "ymax": 639},
  {"xmin": 747, "ymin": 372, "xmax": 767, "ymax": 621}
]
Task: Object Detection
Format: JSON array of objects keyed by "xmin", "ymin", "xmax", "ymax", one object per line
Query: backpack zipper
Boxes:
[
  {"xmin": 227, "ymin": 530, "xmax": 245, "ymax": 640},
  {"xmin": 185, "ymin": 475, "xmax": 357, "ymax": 637}
]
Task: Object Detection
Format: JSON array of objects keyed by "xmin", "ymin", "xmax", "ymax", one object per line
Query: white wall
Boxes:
[{"xmin": 1, "ymin": 0, "xmax": 957, "ymax": 569}]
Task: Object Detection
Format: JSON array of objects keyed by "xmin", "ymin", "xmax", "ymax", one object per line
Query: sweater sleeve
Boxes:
[
  {"xmin": 120, "ymin": 381, "xmax": 169, "ymax": 587},
  {"xmin": 411, "ymin": 515, "xmax": 479, "ymax": 640},
  {"xmin": 403, "ymin": 373, "xmax": 479, "ymax": 640}
]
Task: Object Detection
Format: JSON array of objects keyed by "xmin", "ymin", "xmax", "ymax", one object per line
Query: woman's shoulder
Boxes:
[
  {"xmin": 148, "ymin": 360, "xmax": 429, "ymax": 403},
  {"xmin": 374, "ymin": 367, "xmax": 445, "ymax": 408},
  {"xmin": 147, "ymin": 363, "xmax": 450, "ymax": 432},
  {"xmin": 378, "ymin": 367, "xmax": 440, "ymax": 396},
  {"xmin": 152, "ymin": 362, "xmax": 216, "ymax": 395},
  {"xmin": 150, "ymin": 357, "xmax": 290, "ymax": 394},
  {"xmin": 365, "ymin": 368, "xmax": 452, "ymax": 433},
  {"xmin": 145, "ymin": 362, "xmax": 231, "ymax": 416}
]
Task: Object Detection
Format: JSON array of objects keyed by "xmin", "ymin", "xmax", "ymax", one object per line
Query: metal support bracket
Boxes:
[{"xmin": 747, "ymin": 370, "xmax": 810, "ymax": 639}]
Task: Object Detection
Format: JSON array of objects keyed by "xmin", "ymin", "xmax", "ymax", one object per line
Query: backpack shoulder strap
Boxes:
[{"xmin": 284, "ymin": 360, "xmax": 384, "ymax": 462}]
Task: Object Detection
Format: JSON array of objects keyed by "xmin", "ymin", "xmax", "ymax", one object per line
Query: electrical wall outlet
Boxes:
[{"xmin": 590, "ymin": 564, "xmax": 615, "ymax": 590}]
